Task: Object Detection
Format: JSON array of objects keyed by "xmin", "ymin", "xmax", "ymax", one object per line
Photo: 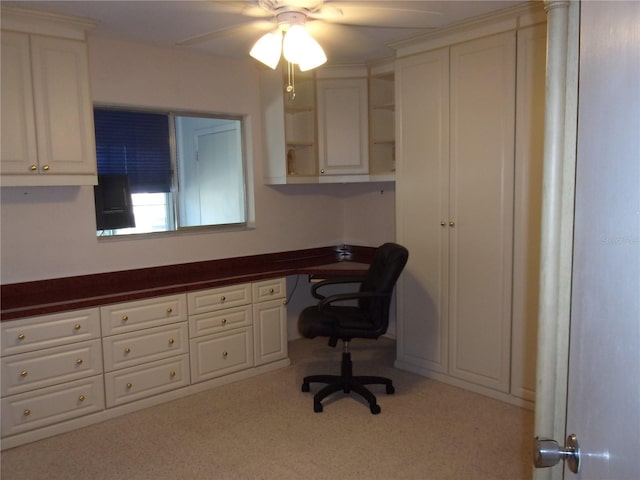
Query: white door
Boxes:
[
  {"xmin": 564, "ymin": 1, "xmax": 640, "ymax": 477},
  {"xmin": 536, "ymin": 1, "xmax": 640, "ymax": 478}
]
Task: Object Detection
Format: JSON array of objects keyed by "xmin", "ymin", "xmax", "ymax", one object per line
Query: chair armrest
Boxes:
[
  {"xmin": 318, "ymin": 291, "xmax": 390, "ymax": 312},
  {"xmin": 310, "ymin": 276, "xmax": 366, "ymax": 300}
]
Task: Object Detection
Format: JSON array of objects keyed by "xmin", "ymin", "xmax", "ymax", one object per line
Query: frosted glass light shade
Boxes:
[
  {"xmin": 283, "ymin": 25, "xmax": 326, "ymax": 69},
  {"xmin": 250, "ymin": 29, "xmax": 283, "ymax": 69}
]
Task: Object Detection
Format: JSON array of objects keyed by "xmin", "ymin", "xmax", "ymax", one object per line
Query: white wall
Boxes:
[{"xmin": 0, "ymin": 36, "xmax": 395, "ymax": 285}]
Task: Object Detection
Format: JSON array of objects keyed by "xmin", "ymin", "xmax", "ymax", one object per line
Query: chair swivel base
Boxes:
[{"xmin": 301, "ymin": 351, "xmax": 394, "ymax": 414}]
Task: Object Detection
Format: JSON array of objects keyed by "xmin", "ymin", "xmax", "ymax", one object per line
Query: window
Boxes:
[{"xmin": 93, "ymin": 107, "xmax": 247, "ymax": 236}]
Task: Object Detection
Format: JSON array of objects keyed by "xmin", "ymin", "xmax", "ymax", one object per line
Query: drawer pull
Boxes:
[
  {"xmin": 166, "ymin": 307, "xmax": 173, "ymax": 314},
  {"xmin": 30, "ymin": 165, "xmax": 37, "ymax": 171},
  {"xmin": 168, "ymin": 338, "xmax": 175, "ymax": 345},
  {"xmin": 124, "ymin": 347, "xmax": 131, "ymax": 354},
  {"xmin": 78, "ymin": 395, "xmax": 86, "ymax": 402},
  {"xmin": 42, "ymin": 165, "xmax": 50, "ymax": 171},
  {"xmin": 221, "ymin": 318, "xmax": 227, "ymax": 325},
  {"xmin": 18, "ymin": 334, "xmax": 26, "ymax": 341},
  {"xmin": 126, "ymin": 383, "xmax": 133, "ymax": 389},
  {"xmin": 169, "ymin": 371, "xmax": 176, "ymax": 378},
  {"xmin": 20, "ymin": 370, "xmax": 28, "ymax": 377},
  {"xmin": 76, "ymin": 358, "xmax": 84, "ymax": 365},
  {"xmin": 122, "ymin": 315, "xmax": 129, "ymax": 322},
  {"xmin": 74, "ymin": 323, "xmax": 82, "ymax": 330},
  {"xmin": 220, "ymin": 295, "xmax": 226, "ymax": 302},
  {"xmin": 23, "ymin": 409, "xmax": 31, "ymax": 416},
  {"xmin": 269, "ymin": 288, "xmax": 275, "ymax": 294},
  {"xmin": 222, "ymin": 351, "xmax": 228, "ymax": 358}
]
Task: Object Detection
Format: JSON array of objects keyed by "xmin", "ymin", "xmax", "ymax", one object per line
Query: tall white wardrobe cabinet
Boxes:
[{"xmin": 394, "ymin": 8, "xmax": 546, "ymax": 407}]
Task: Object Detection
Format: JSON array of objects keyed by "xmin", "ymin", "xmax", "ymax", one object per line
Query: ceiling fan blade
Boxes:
[
  {"xmin": 322, "ymin": 1, "xmax": 443, "ymax": 28},
  {"xmin": 176, "ymin": 20, "xmax": 274, "ymax": 47}
]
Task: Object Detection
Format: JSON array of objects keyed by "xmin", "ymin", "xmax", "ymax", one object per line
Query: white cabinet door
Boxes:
[
  {"xmin": 396, "ymin": 31, "xmax": 519, "ymax": 396},
  {"xmin": 253, "ymin": 298, "xmax": 287, "ymax": 366},
  {"xmin": 395, "ymin": 47, "xmax": 450, "ymax": 375},
  {"xmin": 317, "ymin": 78, "xmax": 369, "ymax": 175},
  {"xmin": 29, "ymin": 35, "xmax": 96, "ymax": 176},
  {"xmin": 1, "ymin": 31, "xmax": 37, "ymax": 174},
  {"xmin": 447, "ymin": 31, "xmax": 516, "ymax": 393}
]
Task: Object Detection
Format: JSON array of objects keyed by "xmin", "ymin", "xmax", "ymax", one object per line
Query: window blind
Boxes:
[{"xmin": 94, "ymin": 108, "xmax": 172, "ymax": 194}]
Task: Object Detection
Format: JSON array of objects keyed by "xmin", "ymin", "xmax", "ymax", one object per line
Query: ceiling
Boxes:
[{"xmin": 4, "ymin": 1, "xmax": 528, "ymax": 65}]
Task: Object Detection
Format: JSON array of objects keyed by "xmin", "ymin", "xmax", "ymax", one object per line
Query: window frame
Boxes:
[{"xmin": 94, "ymin": 104, "xmax": 251, "ymax": 239}]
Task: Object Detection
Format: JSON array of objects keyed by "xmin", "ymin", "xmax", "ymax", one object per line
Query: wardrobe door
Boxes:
[
  {"xmin": 448, "ymin": 32, "xmax": 516, "ymax": 392},
  {"xmin": 395, "ymin": 48, "xmax": 450, "ymax": 374}
]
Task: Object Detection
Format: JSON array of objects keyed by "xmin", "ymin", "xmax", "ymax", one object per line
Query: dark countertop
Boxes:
[{"xmin": 1, "ymin": 246, "xmax": 373, "ymax": 321}]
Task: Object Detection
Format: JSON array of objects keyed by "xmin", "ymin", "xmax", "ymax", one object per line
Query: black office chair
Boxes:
[{"xmin": 298, "ymin": 242, "xmax": 409, "ymax": 414}]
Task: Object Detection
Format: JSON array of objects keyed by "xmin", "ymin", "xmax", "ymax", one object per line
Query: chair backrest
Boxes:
[{"xmin": 359, "ymin": 243, "xmax": 409, "ymax": 333}]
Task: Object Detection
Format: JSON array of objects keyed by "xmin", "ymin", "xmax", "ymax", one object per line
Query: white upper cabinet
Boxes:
[
  {"xmin": 261, "ymin": 64, "xmax": 393, "ymax": 184},
  {"xmin": 1, "ymin": 7, "xmax": 97, "ymax": 186},
  {"xmin": 316, "ymin": 72, "xmax": 369, "ymax": 177}
]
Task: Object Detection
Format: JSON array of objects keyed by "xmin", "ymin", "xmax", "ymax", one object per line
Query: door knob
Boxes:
[{"xmin": 534, "ymin": 434, "xmax": 580, "ymax": 474}]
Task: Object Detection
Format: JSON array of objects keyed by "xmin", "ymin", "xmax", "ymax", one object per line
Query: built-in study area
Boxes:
[{"xmin": 1, "ymin": 2, "xmax": 546, "ymax": 451}]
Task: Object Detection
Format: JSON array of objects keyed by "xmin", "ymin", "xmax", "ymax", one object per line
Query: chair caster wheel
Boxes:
[
  {"xmin": 386, "ymin": 385, "xmax": 395, "ymax": 394},
  {"xmin": 301, "ymin": 382, "xmax": 310, "ymax": 392},
  {"xmin": 370, "ymin": 404, "xmax": 381, "ymax": 415},
  {"xmin": 314, "ymin": 402, "xmax": 323, "ymax": 413}
]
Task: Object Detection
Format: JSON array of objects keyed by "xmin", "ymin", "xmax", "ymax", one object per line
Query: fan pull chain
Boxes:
[{"xmin": 286, "ymin": 61, "xmax": 296, "ymax": 101}]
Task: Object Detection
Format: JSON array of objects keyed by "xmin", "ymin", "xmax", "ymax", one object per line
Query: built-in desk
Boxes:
[{"xmin": 0, "ymin": 245, "xmax": 373, "ymax": 450}]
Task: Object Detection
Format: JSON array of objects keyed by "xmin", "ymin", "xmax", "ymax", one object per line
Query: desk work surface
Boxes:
[{"xmin": 1, "ymin": 246, "xmax": 374, "ymax": 321}]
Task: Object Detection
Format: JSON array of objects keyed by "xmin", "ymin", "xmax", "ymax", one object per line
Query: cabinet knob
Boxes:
[
  {"xmin": 78, "ymin": 395, "xmax": 86, "ymax": 402},
  {"xmin": 42, "ymin": 165, "xmax": 50, "ymax": 171},
  {"xmin": 440, "ymin": 221, "xmax": 446, "ymax": 226},
  {"xmin": 74, "ymin": 323, "xmax": 81, "ymax": 330},
  {"xmin": 320, "ymin": 169, "xmax": 325, "ymax": 174},
  {"xmin": 30, "ymin": 165, "xmax": 37, "ymax": 171},
  {"xmin": 122, "ymin": 315, "xmax": 129, "ymax": 322},
  {"xmin": 269, "ymin": 288, "xmax": 275, "ymax": 294},
  {"xmin": 222, "ymin": 351, "xmax": 228, "ymax": 358},
  {"xmin": 20, "ymin": 370, "xmax": 28, "ymax": 377},
  {"xmin": 23, "ymin": 409, "xmax": 31, "ymax": 416},
  {"xmin": 221, "ymin": 318, "xmax": 227, "ymax": 325},
  {"xmin": 124, "ymin": 347, "xmax": 131, "ymax": 354},
  {"xmin": 18, "ymin": 334, "xmax": 26, "ymax": 341},
  {"xmin": 169, "ymin": 371, "xmax": 176, "ymax": 378},
  {"xmin": 76, "ymin": 358, "xmax": 84, "ymax": 365},
  {"xmin": 220, "ymin": 295, "xmax": 226, "ymax": 302},
  {"xmin": 168, "ymin": 338, "xmax": 175, "ymax": 345},
  {"xmin": 449, "ymin": 221, "xmax": 455, "ymax": 227},
  {"xmin": 166, "ymin": 307, "xmax": 173, "ymax": 314},
  {"xmin": 126, "ymin": 383, "xmax": 133, "ymax": 389}
]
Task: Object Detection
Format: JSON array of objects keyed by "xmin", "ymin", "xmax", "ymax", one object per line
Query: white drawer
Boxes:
[
  {"xmin": 187, "ymin": 283, "xmax": 251, "ymax": 315},
  {"xmin": 1, "ymin": 308, "xmax": 100, "ymax": 356},
  {"xmin": 102, "ymin": 323, "xmax": 188, "ymax": 372},
  {"xmin": 101, "ymin": 294, "xmax": 187, "ymax": 336},
  {"xmin": 2, "ymin": 339, "xmax": 102, "ymax": 396},
  {"xmin": 104, "ymin": 354, "xmax": 189, "ymax": 408},
  {"xmin": 188, "ymin": 304, "xmax": 252, "ymax": 339},
  {"xmin": 190, "ymin": 327, "xmax": 254, "ymax": 383},
  {"xmin": 252, "ymin": 278, "xmax": 286, "ymax": 302},
  {"xmin": 1, "ymin": 375, "xmax": 104, "ymax": 437}
]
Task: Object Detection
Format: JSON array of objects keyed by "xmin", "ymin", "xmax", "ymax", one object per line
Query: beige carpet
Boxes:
[{"xmin": 1, "ymin": 337, "xmax": 534, "ymax": 480}]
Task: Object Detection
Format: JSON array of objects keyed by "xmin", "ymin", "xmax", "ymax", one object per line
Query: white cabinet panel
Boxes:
[
  {"xmin": 253, "ymin": 298, "xmax": 287, "ymax": 366},
  {"xmin": 2, "ymin": 339, "xmax": 102, "ymax": 396},
  {"xmin": 187, "ymin": 283, "xmax": 251, "ymax": 315},
  {"xmin": 1, "ymin": 375, "xmax": 104, "ymax": 437},
  {"xmin": 1, "ymin": 308, "xmax": 100, "ymax": 356},
  {"xmin": 104, "ymin": 354, "xmax": 189, "ymax": 408},
  {"xmin": 317, "ymin": 78, "xmax": 369, "ymax": 175},
  {"xmin": 100, "ymin": 294, "xmax": 187, "ymax": 336},
  {"xmin": 102, "ymin": 323, "xmax": 189, "ymax": 372},
  {"xmin": 190, "ymin": 327, "xmax": 254, "ymax": 383},
  {"xmin": 189, "ymin": 305, "xmax": 252, "ymax": 339}
]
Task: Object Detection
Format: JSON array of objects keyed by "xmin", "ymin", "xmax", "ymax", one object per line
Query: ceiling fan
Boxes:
[{"xmin": 176, "ymin": 1, "xmax": 441, "ymax": 69}]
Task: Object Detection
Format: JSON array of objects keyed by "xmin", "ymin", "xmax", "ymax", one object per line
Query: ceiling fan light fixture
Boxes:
[
  {"xmin": 282, "ymin": 24, "xmax": 326, "ymax": 69},
  {"xmin": 250, "ymin": 29, "xmax": 283, "ymax": 69}
]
